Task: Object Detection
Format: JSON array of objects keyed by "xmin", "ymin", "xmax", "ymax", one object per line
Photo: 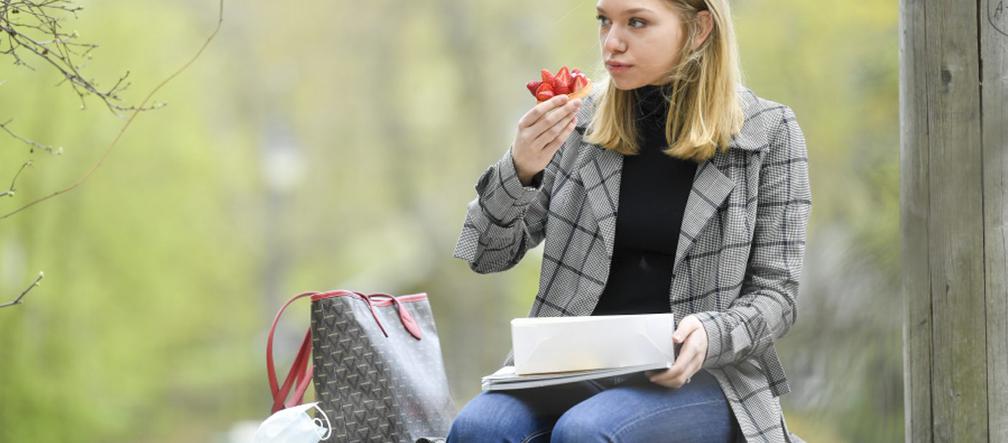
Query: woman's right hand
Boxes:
[{"xmin": 512, "ymin": 95, "xmax": 583, "ymax": 186}]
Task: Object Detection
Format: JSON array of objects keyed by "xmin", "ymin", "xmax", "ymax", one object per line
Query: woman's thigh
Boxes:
[
  {"xmin": 447, "ymin": 380, "xmax": 606, "ymax": 443},
  {"xmin": 549, "ymin": 369, "xmax": 740, "ymax": 443}
]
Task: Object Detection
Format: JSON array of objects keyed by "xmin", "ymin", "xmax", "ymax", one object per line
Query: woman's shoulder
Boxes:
[
  {"xmin": 734, "ymin": 84, "xmax": 800, "ymax": 152},
  {"xmin": 738, "ymin": 84, "xmax": 795, "ymax": 124}
]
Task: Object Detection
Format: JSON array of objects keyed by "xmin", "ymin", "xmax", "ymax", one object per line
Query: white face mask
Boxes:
[{"xmin": 253, "ymin": 402, "xmax": 332, "ymax": 443}]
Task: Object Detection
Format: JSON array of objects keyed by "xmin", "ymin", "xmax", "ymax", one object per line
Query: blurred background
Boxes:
[{"xmin": 0, "ymin": 0, "xmax": 900, "ymax": 441}]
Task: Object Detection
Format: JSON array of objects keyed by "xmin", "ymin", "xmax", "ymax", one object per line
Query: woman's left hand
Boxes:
[{"xmin": 646, "ymin": 314, "xmax": 708, "ymax": 389}]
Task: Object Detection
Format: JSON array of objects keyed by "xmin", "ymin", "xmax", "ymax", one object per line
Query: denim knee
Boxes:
[
  {"xmin": 447, "ymin": 393, "xmax": 546, "ymax": 443},
  {"xmin": 447, "ymin": 414, "xmax": 550, "ymax": 443},
  {"xmin": 447, "ymin": 410, "xmax": 499, "ymax": 443},
  {"xmin": 549, "ymin": 410, "xmax": 609, "ymax": 443}
]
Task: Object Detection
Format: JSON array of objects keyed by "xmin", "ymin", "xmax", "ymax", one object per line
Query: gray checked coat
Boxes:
[{"xmin": 452, "ymin": 83, "xmax": 811, "ymax": 443}]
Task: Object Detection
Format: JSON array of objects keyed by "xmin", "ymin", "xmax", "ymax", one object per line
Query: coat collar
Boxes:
[{"xmin": 573, "ymin": 83, "xmax": 771, "ymax": 277}]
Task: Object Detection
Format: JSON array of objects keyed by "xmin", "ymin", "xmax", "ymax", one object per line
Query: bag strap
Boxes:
[
  {"xmin": 266, "ymin": 290, "xmax": 327, "ymax": 413},
  {"xmin": 356, "ymin": 291, "xmax": 423, "ymax": 340},
  {"xmin": 265, "ymin": 289, "xmax": 424, "ymax": 413}
]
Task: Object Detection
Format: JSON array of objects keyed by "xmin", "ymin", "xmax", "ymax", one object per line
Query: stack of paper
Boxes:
[
  {"xmin": 512, "ymin": 313, "xmax": 677, "ymax": 374},
  {"xmin": 481, "ymin": 361, "xmax": 673, "ymax": 391},
  {"xmin": 480, "ymin": 313, "xmax": 678, "ymax": 391}
]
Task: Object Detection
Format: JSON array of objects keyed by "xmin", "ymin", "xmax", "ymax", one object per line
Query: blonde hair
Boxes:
[{"xmin": 583, "ymin": 0, "xmax": 745, "ymax": 163}]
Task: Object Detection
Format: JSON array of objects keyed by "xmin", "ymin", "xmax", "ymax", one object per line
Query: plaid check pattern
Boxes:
[{"xmin": 453, "ymin": 84, "xmax": 811, "ymax": 443}]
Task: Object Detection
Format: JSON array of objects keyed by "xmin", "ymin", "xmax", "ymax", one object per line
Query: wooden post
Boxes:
[{"xmin": 900, "ymin": 0, "xmax": 1007, "ymax": 441}]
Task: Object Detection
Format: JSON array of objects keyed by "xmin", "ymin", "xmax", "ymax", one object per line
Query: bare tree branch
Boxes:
[
  {"xmin": 0, "ymin": 159, "xmax": 31, "ymax": 197},
  {"xmin": 0, "ymin": 0, "xmax": 162, "ymax": 113},
  {"xmin": 0, "ymin": 0, "xmax": 225, "ymax": 220},
  {"xmin": 0, "ymin": 119, "xmax": 62, "ymax": 154},
  {"xmin": 0, "ymin": 1, "xmax": 224, "ymax": 309},
  {"xmin": 0, "ymin": 271, "xmax": 43, "ymax": 308}
]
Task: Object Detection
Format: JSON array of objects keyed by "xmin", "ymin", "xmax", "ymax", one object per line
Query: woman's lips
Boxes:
[{"xmin": 606, "ymin": 62, "xmax": 632, "ymax": 73}]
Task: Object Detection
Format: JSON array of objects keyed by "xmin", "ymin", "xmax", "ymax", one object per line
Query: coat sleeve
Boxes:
[
  {"xmin": 452, "ymin": 144, "xmax": 556, "ymax": 274},
  {"xmin": 695, "ymin": 105, "xmax": 812, "ymax": 395}
]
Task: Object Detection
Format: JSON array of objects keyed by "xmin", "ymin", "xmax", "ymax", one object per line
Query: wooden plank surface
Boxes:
[
  {"xmin": 982, "ymin": 0, "xmax": 1008, "ymax": 440},
  {"xmin": 903, "ymin": 0, "xmax": 996, "ymax": 441},
  {"xmin": 899, "ymin": 0, "xmax": 933, "ymax": 440},
  {"xmin": 924, "ymin": 0, "xmax": 988, "ymax": 440}
]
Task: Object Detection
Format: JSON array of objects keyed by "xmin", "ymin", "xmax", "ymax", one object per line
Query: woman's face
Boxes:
[{"xmin": 596, "ymin": 0, "xmax": 706, "ymax": 89}]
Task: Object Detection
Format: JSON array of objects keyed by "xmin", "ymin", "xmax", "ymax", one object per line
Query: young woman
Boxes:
[{"xmin": 449, "ymin": 0, "xmax": 811, "ymax": 441}]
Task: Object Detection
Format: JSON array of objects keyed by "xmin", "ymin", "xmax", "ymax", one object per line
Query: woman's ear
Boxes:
[{"xmin": 691, "ymin": 10, "xmax": 714, "ymax": 51}]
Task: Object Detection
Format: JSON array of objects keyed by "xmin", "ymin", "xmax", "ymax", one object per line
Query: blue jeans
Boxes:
[{"xmin": 447, "ymin": 369, "xmax": 739, "ymax": 443}]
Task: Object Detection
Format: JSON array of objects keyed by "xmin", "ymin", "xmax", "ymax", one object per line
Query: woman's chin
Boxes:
[
  {"xmin": 607, "ymin": 76, "xmax": 628, "ymax": 89},
  {"xmin": 611, "ymin": 79, "xmax": 644, "ymax": 91}
]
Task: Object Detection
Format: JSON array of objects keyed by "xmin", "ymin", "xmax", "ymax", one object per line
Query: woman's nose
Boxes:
[{"xmin": 602, "ymin": 30, "xmax": 626, "ymax": 53}]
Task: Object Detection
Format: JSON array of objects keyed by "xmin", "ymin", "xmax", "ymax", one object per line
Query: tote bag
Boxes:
[{"xmin": 267, "ymin": 289, "xmax": 456, "ymax": 442}]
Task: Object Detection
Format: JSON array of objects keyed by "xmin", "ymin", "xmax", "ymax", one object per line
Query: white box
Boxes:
[{"xmin": 511, "ymin": 313, "xmax": 677, "ymax": 375}]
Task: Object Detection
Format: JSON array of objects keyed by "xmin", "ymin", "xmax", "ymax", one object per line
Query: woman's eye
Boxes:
[{"xmin": 595, "ymin": 15, "xmax": 645, "ymax": 29}]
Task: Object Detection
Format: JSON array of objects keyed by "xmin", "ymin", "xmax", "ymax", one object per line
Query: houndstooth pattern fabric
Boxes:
[
  {"xmin": 310, "ymin": 295, "xmax": 455, "ymax": 442},
  {"xmin": 452, "ymin": 84, "xmax": 811, "ymax": 443}
]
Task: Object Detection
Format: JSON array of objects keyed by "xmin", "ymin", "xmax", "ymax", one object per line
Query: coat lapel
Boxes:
[
  {"xmin": 672, "ymin": 160, "xmax": 734, "ymax": 276},
  {"xmin": 670, "ymin": 87, "xmax": 773, "ymax": 276},
  {"xmin": 578, "ymin": 145, "xmax": 623, "ymax": 261}
]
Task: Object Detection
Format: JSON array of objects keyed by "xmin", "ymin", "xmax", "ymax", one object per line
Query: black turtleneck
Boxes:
[{"xmin": 592, "ymin": 84, "xmax": 699, "ymax": 316}]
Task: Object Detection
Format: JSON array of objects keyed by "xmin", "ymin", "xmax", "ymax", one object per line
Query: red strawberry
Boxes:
[
  {"xmin": 536, "ymin": 89, "xmax": 555, "ymax": 102},
  {"xmin": 554, "ymin": 66, "xmax": 572, "ymax": 95},
  {"xmin": 535, "ymin": 81, "xmax": 555, "ymax": 102},
  {"xmin": 526, "ymin": 80, "xmax": 543, "ymax": 96},
  {"xmin": 526, "ymin": 65, "xmax": 592, "ymax": 101},
  {"xmin": 541, "ymin": 68, "xmax": 555, "ymax": 87}
]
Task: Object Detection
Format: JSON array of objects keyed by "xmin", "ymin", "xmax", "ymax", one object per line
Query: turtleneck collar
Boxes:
[{"xmin": 633, "ymin": 83, "xmax": 671, "ymax": 129}]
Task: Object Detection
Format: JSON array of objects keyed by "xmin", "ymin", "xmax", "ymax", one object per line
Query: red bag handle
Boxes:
[
  {"xmin": 266, "ymin": 290, "xmax": 323, "ymax": 413},
  {"xmin": 351, "ymin": 291, "xmax": 423, "ymax": 340},
  {"xmin": 266, "ymin": 289, "xmax": 424, "ymax": 413}
]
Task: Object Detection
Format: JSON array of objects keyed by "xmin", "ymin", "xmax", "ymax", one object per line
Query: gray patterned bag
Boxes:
[{"xmin": 267, "ymin": 289, "xmax": 456, "ymax": 442}]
